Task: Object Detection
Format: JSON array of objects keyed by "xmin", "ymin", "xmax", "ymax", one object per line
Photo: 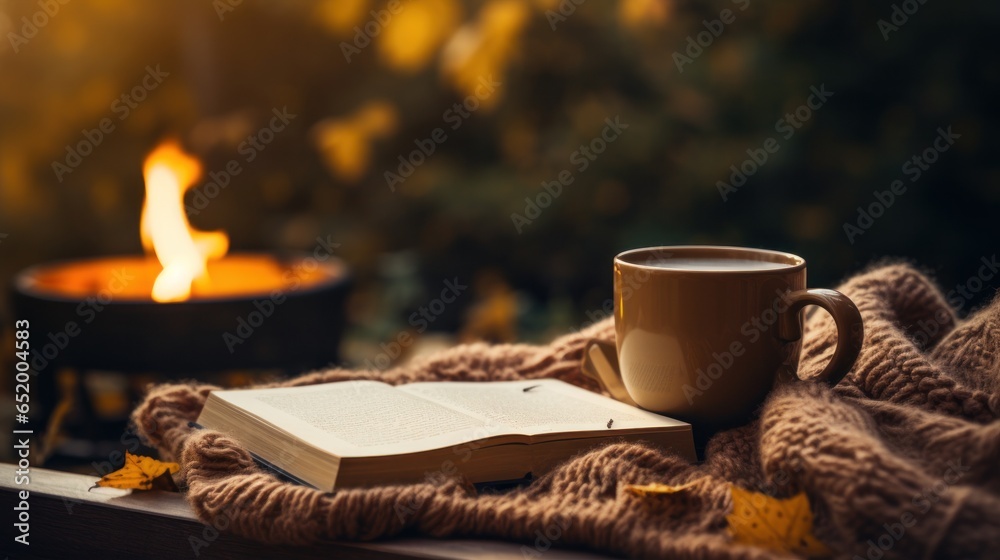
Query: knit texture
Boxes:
[{"xmin": 132, "ymin": 264, "xmax": 1000, "ymax": 559}]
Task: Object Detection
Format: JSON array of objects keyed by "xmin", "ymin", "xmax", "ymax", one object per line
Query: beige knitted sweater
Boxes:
[{"xmin": 133, "ymin": 264, "xmax": 1000, "ymax": 559}]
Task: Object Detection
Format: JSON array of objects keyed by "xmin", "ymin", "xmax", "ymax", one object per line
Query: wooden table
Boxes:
[{"xmin": 1, "ymin": 464, "xmax": 611, "ymax": 559}]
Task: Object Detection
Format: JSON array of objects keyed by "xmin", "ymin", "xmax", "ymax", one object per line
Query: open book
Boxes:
[{"xmin": 196, "ymin": 378, "xmax": 695, "ymax": 490}]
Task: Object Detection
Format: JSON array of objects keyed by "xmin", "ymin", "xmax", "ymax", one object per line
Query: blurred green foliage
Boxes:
[{"xmin": 1, "ymin": 0, "xmax": 998, "ymax": 344}]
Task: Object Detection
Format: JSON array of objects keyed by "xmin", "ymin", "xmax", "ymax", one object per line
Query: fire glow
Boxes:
[
  {"xmin": 13, "ymin": 139, "xmax": 350, "ymax": 376},
  {"xmin": 21, "ymin": 163, "xmax": 334, "ymax": 302},
  {"xmin": 140, "ymin": 141, "xmax": 229, "ymax": 302}
]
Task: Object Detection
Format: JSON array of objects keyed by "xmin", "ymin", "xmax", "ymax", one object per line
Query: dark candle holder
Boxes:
[{"xmin": 10, "ymin": 253, "xmax": 351, "ymax": 460}]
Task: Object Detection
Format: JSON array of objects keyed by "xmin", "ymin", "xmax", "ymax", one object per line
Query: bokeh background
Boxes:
[{"xmin": 1, "ymin": 0, "xmax": 999, "ymax": 456}]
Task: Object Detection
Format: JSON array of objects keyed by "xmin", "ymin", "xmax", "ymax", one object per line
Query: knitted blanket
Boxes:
[{"xmin": 132, "ymin": 264, "xmax": 1000, "ymax": 559}]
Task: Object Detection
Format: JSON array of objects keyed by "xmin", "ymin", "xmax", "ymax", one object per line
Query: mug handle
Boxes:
[
  {"xmin": 582, "ymin": 340, "xmax": 637, "ymax": 406},
  {"xmin": 775, "ymin": 288, "xmax": 864, "ymax": 387}
]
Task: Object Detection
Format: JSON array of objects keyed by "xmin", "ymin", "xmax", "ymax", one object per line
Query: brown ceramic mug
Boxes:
[{"xmin": 595, "ymin": 246, "xmax": 863, "ymax": 429}]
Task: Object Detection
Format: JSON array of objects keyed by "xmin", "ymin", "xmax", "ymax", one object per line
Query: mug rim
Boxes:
[{"xmin": 614, "ymin": 245, "xmax": 806, "ymax": 274}]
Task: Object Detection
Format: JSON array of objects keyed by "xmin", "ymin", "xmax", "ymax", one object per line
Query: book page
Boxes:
[
  {"xmin": 211, "ymin": 380, "xmax": 495, "ymax": 457},
  {"xmin": 398, "ymin": 379, "xmax": 687, "ymax": 436}
]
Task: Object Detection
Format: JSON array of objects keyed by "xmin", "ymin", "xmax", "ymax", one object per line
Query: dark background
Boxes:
[{"xmin": 1, "ymin": 0, "xmax": 998, "ymax": 351}]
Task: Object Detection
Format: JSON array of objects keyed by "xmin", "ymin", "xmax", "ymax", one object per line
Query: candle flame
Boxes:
[{"xmin": 140, "ymin": 141, "xmax": 228, "ymax": 302}]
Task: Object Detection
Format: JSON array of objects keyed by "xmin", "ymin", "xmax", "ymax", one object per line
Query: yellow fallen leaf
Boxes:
[
  {"xmin": 624, "ymin": 477, "xmax": 704, "ymax": 497},
  {"xmin": 91, "ymin": 451, "xmax": 180, "ymax": 491},
  {"xmin": 726, "ymin": 485, "xmax": 831, "ymax": 557}
]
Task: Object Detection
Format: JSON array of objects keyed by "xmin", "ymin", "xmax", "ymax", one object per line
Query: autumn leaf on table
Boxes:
[
  {"xmin": 726, "ymin": 485, "xmax": 831, "ymax": 557},
  {"xmin": 624, "ymin": 477, "xmax": 706, "ymax": 497},
  {"xmin": 90, "ymin": 451, "xmax": 180, "ymax": 491},
  {"xmin": 624, "ymin": 477, "xmax": 709, "ymax": 514}
]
